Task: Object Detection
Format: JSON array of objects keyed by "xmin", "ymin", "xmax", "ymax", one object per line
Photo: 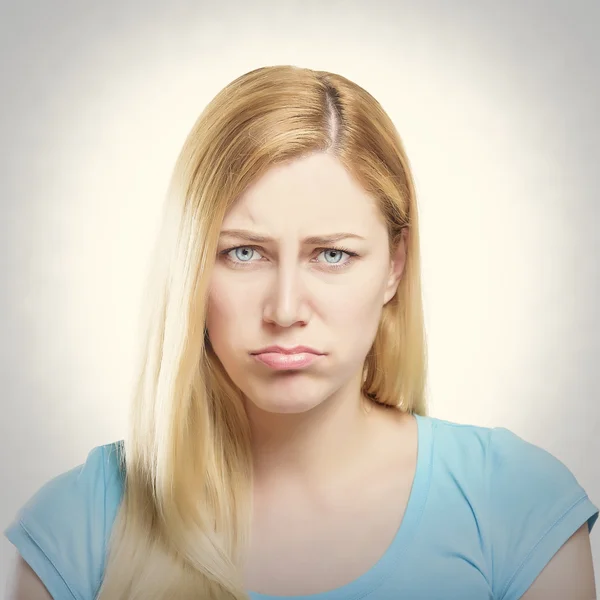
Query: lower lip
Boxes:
[{"xmin": 252, "ymin": 352, "xmax": 322, "ymax": 370}]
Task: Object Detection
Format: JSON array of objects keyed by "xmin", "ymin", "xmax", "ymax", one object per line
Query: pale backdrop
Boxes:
[{"xmin": 1, "ymin": 0, "xmax": 598, "ymax": 593}]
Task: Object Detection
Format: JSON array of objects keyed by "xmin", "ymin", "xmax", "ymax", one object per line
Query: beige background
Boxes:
[{"xmin": 1, "ymin": 0, "xmax": 598, "ymax": 593}]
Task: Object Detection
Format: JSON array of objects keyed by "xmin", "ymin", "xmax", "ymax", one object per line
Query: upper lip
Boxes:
[{"xmin": 250, "ymin": 345, "xmax": 324, "ymax": 355}]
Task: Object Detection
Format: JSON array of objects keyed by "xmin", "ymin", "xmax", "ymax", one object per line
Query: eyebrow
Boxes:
[{"xmin": 219, "ymin": 229, "xmax": 366, "ymax": 245}]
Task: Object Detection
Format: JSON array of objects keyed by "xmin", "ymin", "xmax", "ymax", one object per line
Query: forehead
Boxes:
[{"xmin": 222, "ymin": 153, "xmax": 382, "ymax": 231}]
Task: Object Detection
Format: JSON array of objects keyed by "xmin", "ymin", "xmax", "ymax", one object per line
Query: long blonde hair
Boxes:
[{"xmin": 96, "ymin": 65, "xmax": 428, "ymax": 600}]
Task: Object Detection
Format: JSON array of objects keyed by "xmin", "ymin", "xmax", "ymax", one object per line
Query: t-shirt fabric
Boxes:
[{"xmin": 4, "ymin": 414, "xmax": 599, "ymax": 600}]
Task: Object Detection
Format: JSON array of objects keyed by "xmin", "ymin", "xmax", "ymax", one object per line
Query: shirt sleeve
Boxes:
[
  {"xmin": 4, "ymin": 445, "xmax": 110, "ymax": 600},
  {"xmin": 487, "ymin": 426, "xmax": 599, "ymax": 600}
]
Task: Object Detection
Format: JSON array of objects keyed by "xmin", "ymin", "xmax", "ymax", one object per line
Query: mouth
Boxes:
[
  {"xmin": 249, "ymin": 345, "xmax": 326, "ymax": 371},
  {"xmin": 250, "ymin": 345, "xmax": 324, "ymax": 356},
  {"xmin": 251, "ymin": 351, "xmax": 323, "ymax": 370}
]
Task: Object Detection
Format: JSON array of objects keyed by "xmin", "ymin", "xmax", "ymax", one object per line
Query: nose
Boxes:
[{"xmin": 263, "ymin": 261, "xmax": 310, "ymax": 328}]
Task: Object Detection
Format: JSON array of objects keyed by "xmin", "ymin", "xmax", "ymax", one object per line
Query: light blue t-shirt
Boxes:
[{"xmin": 5, "ymin": 414, "xmax": 598, "ymax": 600}]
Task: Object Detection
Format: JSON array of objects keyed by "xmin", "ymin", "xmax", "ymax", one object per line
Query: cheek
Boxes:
[
  {"xmin": 205, "ymin": 280, "xmax": 233, "ymax": 335},
  {"xmin": 327, "ymin": 284, "xmax": 383, "ymax": 322},
  {"xmin": 324, "ymin": 289, "xmax": 384, "ymax": 354},
  {"xmin": 205, "ymin": 278, "xmax": 256, "ymax": 354}
]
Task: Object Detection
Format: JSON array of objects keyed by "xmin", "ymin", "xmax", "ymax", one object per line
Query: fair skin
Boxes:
[
  {"xmin": 7, "ymin": 152, "xmax": 596, "ymax": 598},
  {"xmin": 6, "ymin": 557, "xmax": 53, "ymax": 600},
  {"xmin": 206, "ymin": 152, "xmax": 408, "ymax": 485}
]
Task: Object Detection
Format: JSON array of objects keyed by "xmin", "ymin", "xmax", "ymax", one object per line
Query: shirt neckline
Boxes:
[{"xmin": 248, "ymin": 412, "xmax": 434, "ymax": 600}]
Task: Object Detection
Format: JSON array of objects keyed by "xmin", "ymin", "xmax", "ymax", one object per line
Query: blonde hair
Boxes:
[{"xmin": 96, "ymin": 65, "xmax": 428, "ymax": 600}]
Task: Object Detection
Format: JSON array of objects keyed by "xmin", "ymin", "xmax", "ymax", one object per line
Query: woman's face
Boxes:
[{"xmin": 205, "ymin": 152, "xmax": 406, "ymax": 415}]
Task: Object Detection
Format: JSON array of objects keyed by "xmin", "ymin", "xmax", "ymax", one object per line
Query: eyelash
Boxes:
[{"xmin": 219, "ymin": 245, "xmax": 359, "ymax": 271}]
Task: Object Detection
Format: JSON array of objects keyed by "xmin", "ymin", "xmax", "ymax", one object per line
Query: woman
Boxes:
[{"xmin": 5, "ymin": 65, "xmax": 598, "ymax": 600}]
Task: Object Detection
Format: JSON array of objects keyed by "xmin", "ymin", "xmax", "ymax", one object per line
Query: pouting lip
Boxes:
[{"xmin": 250, "ymin": 345, "xmax": 324, "ymax": 356}]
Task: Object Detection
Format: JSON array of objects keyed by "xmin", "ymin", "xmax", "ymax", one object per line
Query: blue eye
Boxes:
[
  {"xmin": 320, "ymin": 249, "xmax": 345, "ymax": 264},
  {"xmin": 232, "ymin": 247, "xmax": 257, "ymax": 262},
  {"xmin": 219, "ymin": 245, "xmax": 359, "ymax": 270}
]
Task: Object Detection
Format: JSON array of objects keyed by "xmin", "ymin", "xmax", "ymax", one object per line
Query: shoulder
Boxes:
[
  {"xmin": 426, "ymin": 414, "xmax": 596, "ymax": 501},
  {"xmin": 484, "ymin": 424, "xmax": 597, "ymax": 530},
  {"xmin": 485, "ymin": 425, "xmax": 589, "ymax": 503},
  {"xmin": 425, "ymin": 415, "xmax": 491, "ymax": 480},
  {"xmin": 427, "ymin": 416, "xmax": 598, "ymax": 600},
  {"xmin": 4, "ymin": 441, "xmax": 125, "ymax": 600},
  {"xmin": 485, "ymin": 425, "xmax": 598, "ymax": 599}
]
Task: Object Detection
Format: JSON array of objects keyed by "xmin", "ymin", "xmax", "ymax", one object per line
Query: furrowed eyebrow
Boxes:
[{"xmin": 219, "ymin": 229, "xmax": 366, "ymax": 245}]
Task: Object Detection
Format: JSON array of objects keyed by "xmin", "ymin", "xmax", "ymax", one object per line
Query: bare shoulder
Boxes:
[{"xmin": 5, "ymin": 550, "xmax": 53, "ymax": 600}]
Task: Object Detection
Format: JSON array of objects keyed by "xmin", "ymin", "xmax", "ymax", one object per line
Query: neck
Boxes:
[{"xmin": 244, "ymin": 370, "xmax": 392, "ymax": 492}]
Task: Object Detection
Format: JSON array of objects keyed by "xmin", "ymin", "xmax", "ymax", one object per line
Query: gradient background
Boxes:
[{"xmin": 1, "ymin": 0, "xmax": 598, "ymax": 593}]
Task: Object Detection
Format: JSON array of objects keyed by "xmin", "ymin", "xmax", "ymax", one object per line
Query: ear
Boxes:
[{"xmin": 383, "ymin": 227, "xmax": 408, "ymax": 305}]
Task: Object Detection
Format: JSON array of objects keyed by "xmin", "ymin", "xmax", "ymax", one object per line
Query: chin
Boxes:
[
  {"xmin": 237, "ymin": 362, "xmax": 340, "ymax": 416},
  {"xmin": 244, "ymin": 384, "xmax": 325, "ymax": 415}
]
